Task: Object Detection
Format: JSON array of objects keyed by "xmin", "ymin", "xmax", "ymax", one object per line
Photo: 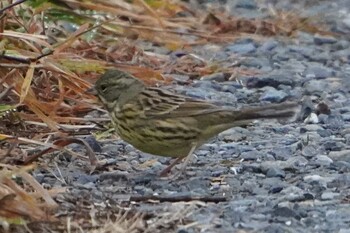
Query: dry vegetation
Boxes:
[{"xmin": 0, "ymin": 0, "xmax": 332, "ymax": 232}]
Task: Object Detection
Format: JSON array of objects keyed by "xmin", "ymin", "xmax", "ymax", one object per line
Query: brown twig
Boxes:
[
  {"xmin": 22, "ymin": 137, "xmax": 99, "ymax": 169},
  {"xmin": 0, "ymin": 49, "xmax": 54, "ymax": 64},
  {"xmin": 0, "ymin": 0, "xmax": 27, "ymax": 15},
  {"xmin": 0, "ymin": 141, "xmax": 17, "ymax": 162},
  {"xmin": 0, "ymin": 85, "xmax": 14, "ymax": 101}
]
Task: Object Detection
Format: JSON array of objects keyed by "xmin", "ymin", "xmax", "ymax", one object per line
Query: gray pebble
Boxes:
[
  {"xmin": 322, "ymin": 140, "xmax": 345, "ymax": 151},
  {"xmin": 226, "ymin": 42, "xmax": 256, "ymax": 54},
  {"xmin": 304, "ymin": 65, "xmax": 334, "ymax": 79},
  {"xmin": 246, "ymin": 73, "xmax": 295, "ymax": 89},
  {"xmin": 325, "ymin": 114, "xmax": 345, "ymax": 130},
  {"xmin": 279, "ymin": 186, "xmax": 305, "ymax": 202},
  {"xmin": 259, "ymin": 39, "xmax": 278, "ymax": 51},
  {"xmin": 301, "ymin": 144, "xmax": 319, "ymax": 158},
  {"xmin": 269, "ymin": 146, "xmax": 293, "ymax": 161},
  {"xmin": 304, "ymin": 113, "xmax": 319, "ymax": 124},
  {"xmin": 289, "ymin": 45, "xmax": 313, "ymax": 58},
  {"xmin": 342, "ymin": 16, "xmax": 350, "ymax": 29},
  {"xmin": 235, "ymin": 0, "xmax": 257, "ymax": 9},
  {"xmin": 285, "ymin": 156, "xmax": 308, "ymax": 170},
  {"xmin": 317, "ymin": 129, "xmax": 332, "ymax": 137},
  {"xmin": 303, "ymin": 79, "xmax": 329, "ymax": 95},
  {"xmin": 240, "ymin": 150, "xmax": 260, "ymax": 160},
  {"xmin": 328, "ymin": 150, "xmax": 350, "ymax": 162},
  {"xmin": 313, "ymin": 34, "xmax": 337, "ymax": 45},
  {"xmin": 332, "ymin": 161, "xmax": 350, "ymax": 172},
  {"xmin": 312, "ymin": 155, "xmax": 333, "ymax": 166},
  {"xmin": 259, "ymin": 88, "xmax": 288, "ymax": 103},
  {"xmin": 272, "ymin": 206, "xmax": 300, "ymax": 219},
  {"xmin": 200, "ymin": 72, "xmax": 226, "ymax": 82},
  {"xmin": 303, "ymin": 174, "xmax": 329, "ymax": 187},
  {"xmin": 266, "ymin": 167, "xmax": 286, "ymax": 178},
  {"xmin": 320, "ymin": 191, "xmax": 340, "ymax": 200}
]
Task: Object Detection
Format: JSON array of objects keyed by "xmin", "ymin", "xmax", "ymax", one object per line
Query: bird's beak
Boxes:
[{"xmin": 85, "ymin": 86, "xmax": 98, "ymax": 96}]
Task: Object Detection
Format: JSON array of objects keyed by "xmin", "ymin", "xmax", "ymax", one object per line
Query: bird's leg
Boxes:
[
  {"xmin": 159, "ymin": 157, "xmax": 183, "ymax": 177},
  {"xmin": 159, "ymin": 143, "xmax": 197, "ymax": 177}
]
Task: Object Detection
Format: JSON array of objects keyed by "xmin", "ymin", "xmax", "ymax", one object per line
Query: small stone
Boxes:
[
  {"xmin": 221, "ymin": 83, "xmax": 240, "ymax": 94},
  {"xmin": 326, "ymin": 114, "xmax": 344, "ymax": 130},
  {"xmin": 301, "ymin": 144, "xmax": 319, "ymax": 158},
  {"xmin": 76, "ymin": 174, "xmax": 98, "ymax": 184},
  {"xmin": 327, "ymin": 174, "xmax": 350, "ymax": 188},
  {"xmin": 339, "ymin": 229, "xmax": 350, "ymax": 233},
  {"xmin": 270, "ymin": 147, "xmax": 293, "ymax": 161},
  {"xmin": 314, "ymin": 34, "xmax": 337, "ymax": 45},
  {"xmin": 342, "ymin": 114, "xmax": 350, "ymax": 121},
  {"xmin": 170, "ymin": 74, "xmax": 190, "ymax": 83},
  {"xmin": 332, "ymin": 161, "xmax": 350, "ymax": 172},
  {"xmin": 240, "ymin": 150, "xmax": 260, "ymax": 160},
  {"xmin": 300, "ymin": 124, "xmax": 324, "ymax": 132},
  {"xmin": 269, "ymin": 186, "xmax": 284, "ymax": 193},
  {"xmin": 313, "ymin": 155, "xmax": 333, "ymax": 166},
  {"xmin": 342, "ymin": 16, "xmax": 350, "ymax": 29},
  {"xmin": 300, "ymin": 133, "xmax": 322, "ymax": 144},
  {"xmin": 259, "ymin": 88, "xmax": 288, "ymax": 103},
  {"xmin": 280, "ymin": 186, "xmax": 305, "ymax": 202},
  {"xmin": 304, "ymin": 113, "xmax": 319, "ymax": 124},
  {"xmin": 192, "ymin": 80, "xmax": 222, "ymax": 91},
  {"xmin": 289, "ymin": 45, "xmax": 313, "ymax": 58},
  {"xmin": 320, "ymin": 191, "xmax": 341, "ymax": 200},
  {"xmin": 304, "ymin": 65, "xmax": 334, "ymax": 79},
  {"xmin": 272, "ymin": 207, "xmax": 300, "ymax": 219},
  {"xmin": 200, "ymin": 72, "xmax": 227, "ymax": 82},
  {"xmin": 285, "ymin": 156, "xmax": 308, "ymax": 169},
  {"xmin": 317, "ymin": 114, "xmax": 329, "ymax": 124},
  {"xmin": 323, "ymin": 140, "xmax": 344, "ymax": 151},
  {"xmin": 84, "ymin": 136, "xmax": 102, "ymax": 152},
  {"xmin": 246, "ymin": 74, "xmax": 295, "ymax": 89},
  {"xmin": 226, "ymin": 43, "xmax": 256, "ymax": 54},
  {"xmin": 260, "ymin": 39, "xmax": 278, "ymax": 51},
  {"xmin": 303, "ymin": 175, "xmax": 328, "ymax": 187},
  {"xmin": 266, "ymin": 167, "xmax": 286, "ymax": 178},
  {"xmin": 328, "ymin": 150, "xmax": 350, "ymax": 162},
  {"xmin": 317, "ymin": 129, "xmax": 332, "ymax": 137},
  {"xmin": 235, "ymin": 0, "xmax": 257, "ymax": 9},
  {"xmin": 99, "ymin": 171, "xmax": 128, "ymax": 181},
  {"xmin": 303, "ymin": 79, "xmax": 329, "ymax": 95}
]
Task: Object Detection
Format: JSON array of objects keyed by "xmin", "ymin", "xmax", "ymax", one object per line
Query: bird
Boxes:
[{"xmin": 89, "ymin": 69, "xmax": 299, "ymax": 176}]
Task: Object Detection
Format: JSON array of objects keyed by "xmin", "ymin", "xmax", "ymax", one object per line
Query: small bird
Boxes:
[{"xmin": 90, "ymin": 69, "xmax": 299, "ymax": 176}]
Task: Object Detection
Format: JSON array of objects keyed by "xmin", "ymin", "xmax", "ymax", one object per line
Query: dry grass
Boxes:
[{"xmin": 0, "ymin": 0, "xmax": 333, "ymax": 231}]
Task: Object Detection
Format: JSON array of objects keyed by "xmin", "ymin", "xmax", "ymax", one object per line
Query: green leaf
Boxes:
[
  {"xmin": 0, "ymin": 105, "xmax": 16, "ymax": 117},
  {"xmin": 26, "ymin": 0, "xmax": 49, "ymax": 8}
]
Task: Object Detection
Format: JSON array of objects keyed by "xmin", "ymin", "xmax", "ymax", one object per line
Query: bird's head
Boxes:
[{"xmin": 90, "ymin": 69, "xmax": 145, "ymax": 110}]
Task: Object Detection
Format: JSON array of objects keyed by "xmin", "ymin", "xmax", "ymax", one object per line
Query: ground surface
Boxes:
[{"xmin": 22, "ymin": 0, "xmax": 350, "ymax": 232}]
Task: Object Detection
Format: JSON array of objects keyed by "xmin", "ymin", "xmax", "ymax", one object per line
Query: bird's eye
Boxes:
[{"xmin": 100, "ymin": 85, "xmax": 108, "ymax": 92}]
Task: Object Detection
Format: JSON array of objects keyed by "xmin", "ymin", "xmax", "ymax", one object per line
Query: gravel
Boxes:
[{"xmin": 32, "ymin": 0, "xmax": 350, "ymax": 232}]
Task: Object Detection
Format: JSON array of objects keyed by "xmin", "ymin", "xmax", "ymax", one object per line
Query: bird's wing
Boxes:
[{"xmin": 139, "ymin": 88, "xmax": 222, "ymax": 118}]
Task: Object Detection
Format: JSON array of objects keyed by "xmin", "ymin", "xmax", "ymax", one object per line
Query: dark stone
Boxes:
[
  {"xmin": 272, "ymin": 207, "xmax": 301, "ymax": 220},
  {"xmin": 235, "ymin": 0, "xmax": 257, "ymax": 9},
  {"xmin": 84, "ymin": 136, "xmax": 102, "ymax": 152},
  {"xmin": 266, "ymin": 168, "xmax": 286, "ymax": 178},
  {"xmin": 314, "ymin": 34, "xmax": 337, "ymax": 45},
  {"xmin": 269, "ymin": 186, "xmax": 283, "ymax": 193}
]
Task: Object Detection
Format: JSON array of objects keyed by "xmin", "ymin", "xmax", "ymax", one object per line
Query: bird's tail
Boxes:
[{"xmin": 232, "ymin": 102, "xmax": 300, "ymax": 125}]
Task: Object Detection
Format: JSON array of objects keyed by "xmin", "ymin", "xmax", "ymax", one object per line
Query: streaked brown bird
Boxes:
[{"xmin": 91, "ymin": 69, "xmax": 299, "ymax": 176}]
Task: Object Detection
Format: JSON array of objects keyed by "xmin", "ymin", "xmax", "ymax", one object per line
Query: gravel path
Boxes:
[{"xmin": 31, "ymin": 0, "xmax": 350, "ymax": 232}]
